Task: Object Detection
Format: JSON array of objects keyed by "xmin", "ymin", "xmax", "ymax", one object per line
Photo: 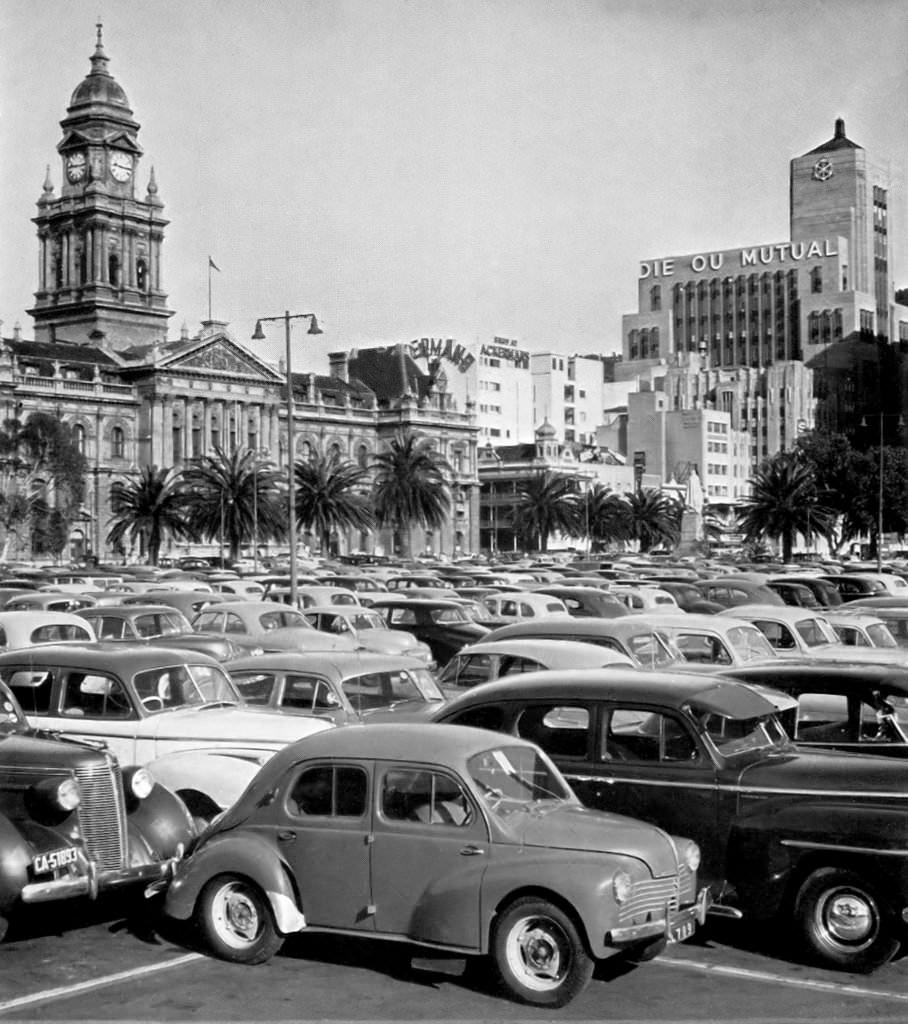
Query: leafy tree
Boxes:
[
  {"xmin": 580, "ymin": 483, "xmax": 629, "ymax": 552},
  {"xmin": 621, "ymin": 488, "xmax": 681, "ymax": 554},
  {"xmin": 181, "ymin": 446, "xmax": 285, "ymax": 564},
  {"xmin": 107, "ymin": 466, "xmax": 192, "ymax": 566},
  {"xmin": 294, "ymin": 453, "xmax": 374, "ymax": 555},
  {"xmin": 738, "ymin": 451, "xmax": 835, "ymax": 562},
  {"xmin": 371, "ymin": 430, "xmax": 452, "ymax": 559},
  {"xmin": 511, "ymin": 471, "xmax": 579, "ymax": 553}
]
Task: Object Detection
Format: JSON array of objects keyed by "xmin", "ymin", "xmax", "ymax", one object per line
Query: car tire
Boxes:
[
  {"xmin": 197, "ymin": 874, "xmax": 283, "ymax": 965},
  {"xmin": 491, "ymin": 896, "xmax": 593, "ymax": 1007},
  {"xmin": 794, "ymin": 867, "xmax": 899, "ymax": 971}
]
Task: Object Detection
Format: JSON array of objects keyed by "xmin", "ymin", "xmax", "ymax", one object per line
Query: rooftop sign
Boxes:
[{"xmin": 639, "ymin": 239, "xmax": 838, "ymax": 279}]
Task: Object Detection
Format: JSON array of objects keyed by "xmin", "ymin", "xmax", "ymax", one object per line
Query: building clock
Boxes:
[
  {"xmin": 812, "ymin": 158, "xmax": 834, "ymax": 182},
  {"xmin": 109, "ymin": 151, "xmax": 133, "ymax": 182},
  {"xmin": 66, "ymin": 152, "xmax": 86, "ymax": 182}
]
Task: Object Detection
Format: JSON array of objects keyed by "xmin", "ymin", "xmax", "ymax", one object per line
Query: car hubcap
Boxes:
[
  {"xmin": 506, "ymin": 916, "xmax": 568, "ymax": 991},
  {"xmin": 213, "ymin": 883, "xmax": 261, "ymax": 948},
  {"xmin": 816, "ymin": 888, "xmax": 877, "ymax": 950}
]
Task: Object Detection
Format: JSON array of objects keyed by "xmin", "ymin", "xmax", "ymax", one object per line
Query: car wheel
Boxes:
[
  {"xmin": 197, "ymin": 874, "xmax": 283, "ymax": 965},
  {"xmin": 491, "ymin": 897, "xmax": 593, "ymax": 1007},
  {"xmin": 794, "ymin": 867, "xmax": 899, "ymax": 971}
]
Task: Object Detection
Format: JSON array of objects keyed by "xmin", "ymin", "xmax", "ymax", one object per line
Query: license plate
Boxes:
[
  {"xmin": 33, "ymin": 847, "xmax": 79, "ymax": 874},
  {"xmin": 669, "ymin": 918, "xmax": 695, "ymax": 943}
]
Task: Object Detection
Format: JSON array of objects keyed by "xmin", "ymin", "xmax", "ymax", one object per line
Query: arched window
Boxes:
[
  {"xmin": 111, "ymin": 426, "xmax": 125, "ymax": 459},
  {"xmin": 298, "ymin": 439, "xmax": 313, "ymax": 462},
  {"xmin": 108, "ymin": 253, "xmax": 120, "ymax": 288},
  {"xmin": 357, "ymin": 444, "xmax": 369, "ymax": 469},
  {"xmin": 136, "ymin": 258, "xmax": 148, "ymax": 291},
  {"xmin": 79, "ymin": 250, "xmax": 87, "ymax": 285},
  {"xmin": 210, "ymin": 411, "xmax": 220, "ymax": 451},
  {"xmin": 328, "ymin": 442, "xmax": 342, "ymax": 461},
  {"xmin": 73, "ymin": 423, "xmax": 86, "ymax": 455}
]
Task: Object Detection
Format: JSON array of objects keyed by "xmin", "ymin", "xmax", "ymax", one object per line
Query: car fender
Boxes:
[
  {"xmin": 0, "ymin": 814, "xmax": 31, "ymax": 914},
  {"xmin": 146, "ymin": 750, "xmax": 269, "ymax": 816},
  {"xmin": 126, "ymin": 781, "xmax": 196, "ymax": 860},
  {"xmin": 164, "ymin": 832, "xmax": 304, "ymax": 934},
  {"xmin": 728, "ymin": 801, "xmax": 908, "ymax": 917}
]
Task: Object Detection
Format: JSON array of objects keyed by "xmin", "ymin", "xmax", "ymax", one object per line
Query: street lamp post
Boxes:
[
  {"xmin": 251, "ymin": 446, "xmax": 271, "ymax": 575},
  {"xmin": 861, "ymin": 411, "xmax": 904, "ymax": 572},
  {"xmin": 483, "ymin": 441, "xmax": 501, "ymax": 558},
  {"xmin": 252, "ymin": 312, "xmax": 322, "ymax": 607}
]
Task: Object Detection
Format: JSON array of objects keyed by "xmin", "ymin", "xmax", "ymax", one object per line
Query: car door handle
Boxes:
[
  {"xmin": 460, "ymin": 844, "xmax": 485, "ymax": 856},
  {"xmin": 277, "ymin": 830, "xmax": 297, "ymax": 843}
]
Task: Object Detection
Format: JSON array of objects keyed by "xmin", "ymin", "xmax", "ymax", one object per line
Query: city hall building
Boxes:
[{"xmin": 2, "ymin": 28, "xmax": 480, "ymax": 562}]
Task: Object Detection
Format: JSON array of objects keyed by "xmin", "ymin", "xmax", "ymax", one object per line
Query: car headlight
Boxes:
[
  {"xmin": 127, "ymin": 767, "xmax": 155, "ymax": 800},
  {"xmin": 54, "ymin": 777, "xmax": 81, "ymax": 812},
  {"xmin": 683, "ymin": 842, "xmax": 701, "ymax": 872},
  {"xmin": 612, "ymin": 870, "xmax": 633, "ymax": 904}
]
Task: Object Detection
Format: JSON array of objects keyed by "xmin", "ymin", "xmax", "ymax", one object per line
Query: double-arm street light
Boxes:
[{"xmin": 252, "ymin": 312, "xmax": 322, "ymax": 607}]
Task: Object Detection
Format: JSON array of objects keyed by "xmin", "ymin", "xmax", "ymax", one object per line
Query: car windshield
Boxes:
[
  {"xmin": 0, "ymin": 681, "xmax": 26, "ymax": 733},
  {"xmin": 430, "ymin": 607, "xmax": 470, "ymax": 624},
  {"xmin": 467, "ymin": 744, "xmax": 571, "ymax": 821},
  {"xmin": 132, "ymin": 663, "xmax": 241, "ymax": 713},
  {"xmin": 795, "ymin": 617, "xmax": 837, "ymax": 647},
  {"xmin": 867, "ymin": 623, "xmax": 899, "ymax": 648},
  {"xmin": 727, "ymin": 625, "xmax": 776, "ymax": 662},
  {"xmin": 134, "ymin": 611, "xmax": 188, "ymax": 638},
  {"xmin": 341, "ymin": 667, "xmax": 443, "ymax": 711},
  {"xmin": 626, "ymin": 631, "xmax": 679, "ymax": 669},
  {"xmin": 350, "ymin": 612, "xmax": 385, "ymax": 630},
  {"xmin": 698, "ymin": 710, "xmax": 791, "ymax": 759}
]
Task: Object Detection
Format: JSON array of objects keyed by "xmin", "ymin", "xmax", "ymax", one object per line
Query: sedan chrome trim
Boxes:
[{"xmin": 780, "ymin": 839, "xmax": 908, "ymax": 857}]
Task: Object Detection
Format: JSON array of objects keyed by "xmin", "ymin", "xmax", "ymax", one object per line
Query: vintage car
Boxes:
[
  {"xmin": 434, "ymin": 668, "xmax": 908, "ymax": 971},
  {"xmin": 0, "ymin": 675, "xmax": 194, "ymax": 940},
  {"xmin": 0, "ymin": 610, "xmax": 97, "ymax": 651},
  {"xmin": 725, "ymin": 604, "xmax": 855, "ymax": 656},
  {"xmin": 768, "ymin": 575, "xmax": 843, "ymax": 610},
  {"xmin": 692, "ymin": 578, "xmax": 786, "ymax": 609},
  {"xmin": 635, "ymin": 581, "xmax": 722, "ymax": 615},
  {"xmin": 525, "ymin": 585, "xmax": 629, "ymax": 618},
  {"xmin": 438, "ymin": 638, "xmax": 634, "ymax": 697},
  {"xmin": 192, "ymin": 600, "xmax": 355, "ymax": 654},
  {"xmin": 484, "ymin": 617, "xmax": 683, "ymax": 670},
  {"xmin": 844, "ymin": 599, "xmax": 908, "ymax": 647},
  {"xmin": 77, "ymin": 604, "xmax": 261, "ymax": 662},
  {"xmin": 162, "ymin": 724, "xmax": 706, "ymax": 1007},
  {"xmin": 823, "ymin": 611, "xmax": 899, "ymax": 649},
  {"xmin": 4, "ymin": 592, "xmax": 99, "ymax": 613},
  {"xmin": 0, "ymin": 645, "xmax": 333, "ymax": 822},
  {"xmin": 369, "ymin": 597, "xmax": 491, "ymax": 663},
  {"xmin": 301, "ymin": 606, "xmax": 434, "ymax": 665},
  {"xmin": 718, "ymin": 660, "xmax": 908, "ymax": 757},
  {"xmin": 266, "ymin": 584, "xmax": 361, "ymax": 609},
  {"xmin": 638, "ymin": 613, "xmax": 778, "ymax": 668},
  {"xmin": 121, "ymin": 590, "xmax": 236, "ymax": 620},
  {"xmin": 481, "ymin": 591, "xmax": 570, "ymax": 623},
  {"xmin": 228, "ymin": 651, "xmax": 445, "ymax": 723},
  {"xmin": 610, "ymin": 586, "xmax": 683, "ymax": 614}
]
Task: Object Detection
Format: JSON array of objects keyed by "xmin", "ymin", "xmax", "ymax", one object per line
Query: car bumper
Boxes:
[
  {"xmin": 21, "ymin": 852, "xmax": 180, "ymax": 904},
  {"xmin": 606, "ymin": 886, "xmax": 711, "ymax": 946}
]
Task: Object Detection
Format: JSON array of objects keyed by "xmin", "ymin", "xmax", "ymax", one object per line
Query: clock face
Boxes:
[
  {"xmin": 109, "ymin": 151, "xmax": 133, "ymax": 182},
  {"xmin": 66, "ymin": 152, "xmax": 86, "ymax": 182},
  {"xmin": 812, "ymin": 158, "xmax": 834, "ymax": 182}
]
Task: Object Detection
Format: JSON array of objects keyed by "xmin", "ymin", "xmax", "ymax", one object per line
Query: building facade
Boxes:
[{"xmin": 2, "ymin": 28, "xmax": 481, "ymax": 563}]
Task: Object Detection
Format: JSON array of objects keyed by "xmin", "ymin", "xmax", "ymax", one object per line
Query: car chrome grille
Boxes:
[
  {"xmin": 619, "ymin": 876, "xmax": 679, "ymax": 923},
  {"xmin": 678, "ymin": 863, "xmax": 695, "ymax": 904},
  {"xmin": 74, "ymin": 759, "xmax": 127, "ymax": 871}
]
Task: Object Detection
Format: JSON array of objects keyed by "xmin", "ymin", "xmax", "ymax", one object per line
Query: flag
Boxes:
[{"xmin": 208, "ymin": 257, "xmax": 221, "ymax": 272}]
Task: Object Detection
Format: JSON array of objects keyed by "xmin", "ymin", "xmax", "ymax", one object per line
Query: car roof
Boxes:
[
  {"xmin": 639, "ymin": 613, "xmax": 761, "ymax": 630},
  {"xmin": 719, "ymin": 659, "xmax": 908, "ymax": 690},
  {"xmin": 227, "ymin": 650, "xmax": 424, "ymax": 675},
  {"xmin": 198, "ymin": 601, "xmax": 299, "ymax": 614},
  {"xmin": 453, "ymin": 638, "xmax": 633, "ymax": 665},
  {"xmin": 370, "ymin": 597, "xmax": 466, "ymax": 608},
  {"xmin": 80, "ymin": 604, "xmax": 184, "ymax": 616},
  {"xmin": 727, "ymin": 604, "xmax": 830, "ymax": 622},
  {"xmin": 485, "ymin": 617, "xmax": 667, "ymax": 640},
  {"xmin": 0, "ymin": 643, "xmax": 220, "ymax": 670},
  {"xmin": 436, "ymin": 667, "xmax": 778, "ymax": 719}
]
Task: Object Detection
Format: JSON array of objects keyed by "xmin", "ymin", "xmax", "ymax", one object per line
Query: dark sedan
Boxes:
[
  {"xmin": 369, "ymin": 597, "xmax": 490, "ymax": 663},
  {"xmin": 527, "ymin": 585, "xmax": 630, "ymax": 619}
]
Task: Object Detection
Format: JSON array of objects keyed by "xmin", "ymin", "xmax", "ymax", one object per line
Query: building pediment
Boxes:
[{"xmin": 159, "ymin": 335, "xmax": 283, "ymax": 382}]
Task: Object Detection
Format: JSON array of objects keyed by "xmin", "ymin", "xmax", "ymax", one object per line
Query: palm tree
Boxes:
[
  {"xmin": 512, "ymin": 471, "xmax": 579, "ymax": 553},
  {"xmin": 294, "ymin": 453, "xmax": 374, "ymax": 556},
  {"xmin": 622, "ymin": 488, "xmax": 680, "ymax": 554},
  {"xmin": 371, "ymin": 429, "xmax": 452, "ymax": 559},
  {"xmin": 737, "ymin": 451, "xmax": 834, "ymax": 562},
  {"xmin": 107, "ymin": 466, "xmax": 191, "ymax": 566},
  {"xmin": 181, "ymin": 446, "xmax": 285, "ymax": 565},
  {"xmin": 581, "ymin": 483, "xmax": 630, "ymax": 552}
]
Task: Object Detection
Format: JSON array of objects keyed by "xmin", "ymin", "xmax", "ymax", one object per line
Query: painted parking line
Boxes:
[
  {"xmin": 657, "ymin": 953, "xmax": 908, "ymax": 1003},
  {"xmin": 0, "ymin": 952, "xmax": 203, "ymax": 1015}
]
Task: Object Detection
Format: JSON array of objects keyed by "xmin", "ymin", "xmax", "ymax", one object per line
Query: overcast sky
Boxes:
[{"xmin": 1, "ymin": 0, "xmax": 905, "ymax": 372}]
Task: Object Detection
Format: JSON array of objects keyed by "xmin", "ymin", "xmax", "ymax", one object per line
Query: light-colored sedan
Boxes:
[
  {"xmin": 482, "ymin": 591, "xmax": 569, "ymax": 623},
  {"xmin": 0, "ymin": 610, "xmax": 96, "ymax": 650},
  {"xmin": 192, "ymin": 600, "xmax": 356, "ymax": 654},
  {"xmin": 824, "ymin": 611, "xmax": 900, "ymax": 649},
  {"xmin": 302, "ymin": 606, "xmax": 434, "ymax": 665},
  {"xmin": 438, "ymin": 638, "xmax": 634, "ymax": 697},
  {"xmin": 639, "ymin": 613, "xmax": 778, "ymax": 668},
  {"xmin": 1, "ymin": 644, "xmax": 332, "ymax": 820}
]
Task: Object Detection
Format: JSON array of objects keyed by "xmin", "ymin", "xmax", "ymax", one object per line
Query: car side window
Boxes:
[
  {"xmin": 447, "ymin": 704, "xmax": 506, "ymax": 731},
  {"xmin": 289, "ymin": 764, "xmax": 367, "ymax": 818},
  {"xmin": 604, "ymin": 708, "xmax": 699, "ymax": 763},
  {"xmin": 61, "ymin": 672, "xmax": 133, "ymax": 719},
  {"xmin": 675, "ymin": 634, "xmax": 732, "ymax": 665},
  {"xmin": 499, "ymin": 656, "xmax": 545, "ymax": 677},
  {"xmin": 31, "ymin": 624, "xmax": 92, "ymax": 643},
  {"xmin": 194, "ymin": 611, "xmax": 223, "ymax": 631},
  {"xmin": 231, "ymin": 672, "xmax": 277, "ymax": 705},
  {"xmin": 795, "ymin": 693, "xmax": 855, "ymax": 742},
  {"xmin": 381, "ymin": 768, "xmax": 472, "ymax": 827},
  {"xmin": 753, "ymin": 620, "xmax": 797, "ymax": 650},
  {"xmin": 283, "ymin": 674, "xmax": 338, "ymax": 711},
  {"xmin": 3, "ymin": 668, "xmax": 54, "ymax": 713},
  {"xmin": 440, "ymin": 654, "xmax": 493, "ymax": 688},
  {"xmin": 221, "ymin": 614, "xmax": 246, "ymax": 635},
  {"xmin": 389, "ymin": 608, "xmax": 417, "ymax": 625},
  {"xmin": 516, "ymin": 704, "xmax": 590, "ymax": 759},
  {"xmin": 97, "ymin": 616, "xmax": 128, "ymax": 640}
]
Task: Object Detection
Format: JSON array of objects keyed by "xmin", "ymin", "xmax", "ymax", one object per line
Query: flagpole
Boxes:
[{"xmin": 208, "ymin": 258, "xmax": 212, "ymax": 321}]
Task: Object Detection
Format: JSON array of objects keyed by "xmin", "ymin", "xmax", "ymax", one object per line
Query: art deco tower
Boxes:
[{"xmin": 28, "ymin": 24, "xmax": 173, "ymax": 348}]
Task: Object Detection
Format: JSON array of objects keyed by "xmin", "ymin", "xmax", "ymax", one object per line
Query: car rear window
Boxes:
[{"xmin": 31, "ymin": 624, "xmax": 92, "ymax": 643}]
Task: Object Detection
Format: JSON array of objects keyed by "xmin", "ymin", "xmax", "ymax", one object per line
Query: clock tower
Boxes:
[{"xmin": 29, "ymin": 24, "xmax": 173, "ymax": 349}]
